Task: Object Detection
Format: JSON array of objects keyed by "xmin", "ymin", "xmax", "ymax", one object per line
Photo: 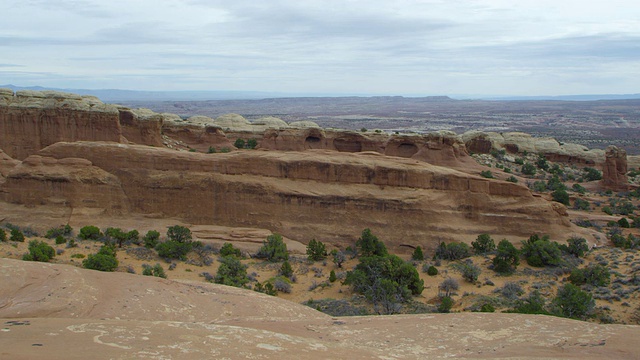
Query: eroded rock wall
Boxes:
[
  {"xmin": 0, "ymin": 141, "xmax": 577, "ymax": 252},
  {"xmin": 601, "ymin": 145, "xmax": 629, "ymax": 191}
]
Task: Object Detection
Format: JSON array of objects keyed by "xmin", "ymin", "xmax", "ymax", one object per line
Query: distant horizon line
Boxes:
[{"xmin": 2, "ymin": 84, "xmax": 640, "ymax": 102}]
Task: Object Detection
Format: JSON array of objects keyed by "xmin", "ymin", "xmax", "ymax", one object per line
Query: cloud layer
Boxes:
[{"xmin": 1, "ymin": 0, "xmax": 639, "ymax": 95}]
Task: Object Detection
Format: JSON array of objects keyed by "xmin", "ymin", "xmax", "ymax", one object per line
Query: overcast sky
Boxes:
[{"xmin": 1, "ymin": 0, "xmax": 639, "ymax": 96}]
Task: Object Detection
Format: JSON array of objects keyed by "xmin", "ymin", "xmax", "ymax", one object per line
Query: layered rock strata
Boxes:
[{"xmin": 1, "ymin": 141, "xmax": 580, "ymax": 252}]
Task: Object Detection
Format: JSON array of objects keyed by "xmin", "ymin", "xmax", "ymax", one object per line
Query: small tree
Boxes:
[
  {"xmin": 438, "ymin": 296, "xmax": 453, "ymax": 313},
  {"xmin": 427, "ymin": 265, "xmax": 439, "ymax": 276},
  {"xmin": 256, "ymin": 234, "xmax": 288, "ymax": 262},
  {"xmin": 167, "ymin": 225, "xmax": 192, "ymax": 243},
  {"xmin": 551, "ymin": 189, "xmax": 570, "ymax": 206},
  {"xmin": 521, "ymin": 163, "xmax": 536, "ymax": 176},
  {"xmin": 78, "ymin": 225, "xmax": 102, "ymax": 240},
  {"xmin": 280, "ymin": 260, "xmax": 293, "ymax": 278},
  {"xmin": 332, "ymin": 250, "xmax": 346, "ymax": 268},
  {"xmin": 23, "ymin": 240, "xmax": 55, "ymax": 262},
  {"xmin": 438, "ymin": 278, "xmax": 459, "ymax": 298},
  {"xmin": 411, "ymin": 246, "xmax": 425, "ymax": 261},
  {"xmin": 553, "ymin": 284, "xmax": 595, "ymax": 319},
  {"xmin": 83, "ymin": 245, "xmax": 118, "ymax": 272},
  {"xmin": 143, "ymin": 230, "xmax": 160, "ymax": 248},
  {"xmin": 214, "ymin": 256, "xmax": 249, "ymax": 287},
  {"xmin": 306, "ymin": 239, "xmax": 327, "ymax": 261},
  {"xmin": 234, "ymin": 138, "xmax": 246, "ymax": 149},
  {"xmin": 521, "ymin": 235, "xmax": 562, "ymax": 267},
  {"xmin": 155, "ymin": 240, "xmax": 192, "ymax": 260},
  {"xmin": 569, "ymin": 264, "xmax": 610, "ymax": 287},
  {"xmin": 356, "ymin": 228, "xmax": 388, "ymax": 257},
  {"xmin": 472, "ymin": 234, "xmax": 496, "ymax": 254},
  {"xmin": 220, "ymin": 242, "xmax": 242, "ymax": 257},
  {"xmin": 566, "ymin": 236, "xmax": 589, "ymax": 257},
  {"xmin": 143, "ymin": 263, "xmax": 167, "ymax": 278},
  {"xmin": 10, "ymin": 228, "xmax": 25, "ymax": 242},
  {"xmin": 492, "ymin": 240, "xmax": 519, "ymax": 274},
  {"xmin": 247, "ymin": 138, "xmax": 258, "ymax": 149},
  {"xmin": 329, "ymin": 270, "xmax": 337, "ymax": 282}
]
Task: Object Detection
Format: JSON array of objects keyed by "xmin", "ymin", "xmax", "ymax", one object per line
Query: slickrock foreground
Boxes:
[{"xmin": 1, "ymin": 259, "xmax": 638, "ymax": 359}]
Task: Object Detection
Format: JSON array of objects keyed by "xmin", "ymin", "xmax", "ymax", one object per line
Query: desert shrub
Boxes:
[
  {"xmin": 273, "ymin": 277, "xmax": 292, "ymax": 294},
  {"xmin": 255, "ymin": 233, "xmax": 288, "ymax": 262},
  {"xmin": 438, "ymin": 278, "xmax": 459, "ymax": 297},
  {"xmin": 411, "ymin": 246, "xmax": 424, "ymax": 261},
  {"xmin": 71, "ymin": 253, "xmax": 85, "ymax": 259},
  {"xmin": 506, "ymin": 175, "xmax": 518, "ymax": 183},
  {"xmin": 618, "ymin": 218, "xmax": 630, "ymax": 228},
  {"xmin": 521, "ymin": 235, "xmax": 562, "ymax": 267},
  {"xmin": 572, "ymin": 183, "xmax": 586, "ymax": 194},
  {"xmin": 565, "ymin": 236, "xmax": 589, "ymax": 257},
  {"xmin": 155, "ymin": 240, "xmax": 192, "ymax": 260},
  {"xmin": 536, "ymin": 156, "xmax": 549, "ymax": 171},
  {"xmin": 498, "ymin": 282, "xmax": 524, "ymax": 300},
  {"xmin": 280, "ymin": 260, "xmax": 293, "ymax": 278},
  {"xmin": 214, "ymin": 256, "xmax": 249, "ymax": 287},
  {"xmin": 480, "ymin": 303, "xmax": 495, "ymax": 312},
  {"xmin": 569, "ymin": 264, "xmax": 610, "ymax": 287},
  {"xmin": 434, "ymin": 242, "xmax": 470, "ymax": 260},
  {"xmin": 508, "ymin": 290, "xmax": 549, "ymax": 315},
  {"xmin": 452, "ymin": 260, "xmax": 481, "ymax": 283},
  {"xmin": 426, "ymin": 265, "xmax": 439, "ymax": 276},
  {"xmin": 472, "ymin": 233, "xmax": 496, "ymax": 254},
  {"xmin": 332, "ymin": 250, "xmax": 346, "ymax": 268},
  {"xmin": 304, "ymin": 299, "xmax": 369, "ymax": 316},
  {"xmin": 142, "ymin": 263, "xmax": 167, "ymax": 278},
  {"xmin": 143, "ymin": 230, "xmax": 160, "ymax": 248},
  {"xmin": 515, "ymin": 157, "xmax": 524, "ymax": 165},
  {"xmin": 207, "ymin": 146, "xmax": 216, "ymax": 153},
  {"xmin": 0, "ymin": 228, "xmax": 6, "ymax": 242},
  {"xmin": 22, "ymin": 240, "xmax": 55, "ymax": 262},
  {"xmin": 551, "ymin": 189, "xmax": 570, "ymax": 206},
  {"xmin": 438, "ymin": 296, "xmax": 453, "ymax": 313},
  {"xmin": 306, "ymin": 239, "xmax": 327, "ymax": 261},
  {"xmin": 66, "ymin": 239, "xmax": 77, "ymax": 248},
  {"xmin": 167, "ymin": 225, "xmax": 192, "ymax": 243},
  {"xmin": 78, "ymin": 225, "xmax": 102, "ymax": 240},
  {"xmin": 220, "ymin": 242, "xmax": 242, "ymax": 258},
  {"xmin": 55, "ymin": 235, "xmax": 66, "ymax": 245},
  {"xmin": 45, "ymin": 224, "xmax": 73, "ymax": 239},
  {"xmin": 345, "ymin": 251, "xmax": 423, "ymax": 314},
  {"xmin": 220, "ymin": 147, "xmax": 230, "ymax": 153},
  {"xmin": 234, "ymin": 138, "xmax": 246, "ymax": 149},
  {"xmin": 573, "ymin": 198, "xmax": 590, "ymax": 211},
  {"xmin": 521, "ymin": 163, "xmax": 536, "ymax": 176},
  {"xmin": 492, "ymin": 239, "xmax": 519, "ymax": 274},
  {"xmin": 329, "ymin": 270, "xmax": 337, "ymax": 282},
  {"xmin": 10, "ymin": 228, "xmax": 25, "ymax": 242},
  {"xmin": 83, "ymin": 246, "xmax": 118, "ymax": 271},
  {"xmin": 553, "ymin": 284, "xmax": 595, "ymax": 319},
  {"xmin": 247, "ymin": 138, "xmax": 258, "ymax": 149},
  {"xmin": 356, "ymin": 228, "xmax": 388, "ymax": 257},
  {"xmin": 583, "ymin": 167, "xmax": 602, "ymax": 181},
  {"xmin": 480, "ymin": 170, "xmax": 493, "ymax": 178}
]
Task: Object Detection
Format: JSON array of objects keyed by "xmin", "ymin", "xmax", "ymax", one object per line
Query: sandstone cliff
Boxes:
[{"xmin": 0, "ymin": 141, "xmax": 586, "ymax": 252}]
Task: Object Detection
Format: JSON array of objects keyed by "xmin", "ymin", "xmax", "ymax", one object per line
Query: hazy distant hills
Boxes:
[{"xmin": 2, "ymin": 84, "xmax": 639, "ymax": 102}]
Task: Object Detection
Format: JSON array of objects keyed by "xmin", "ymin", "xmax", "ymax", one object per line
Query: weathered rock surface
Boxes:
[
  {"xmin": 601, "ymin": 145, "xmax": 629, "ymax": 191},
  {"xmin": 462, "ymin": 131, "xmax": 605, "ymax": 165},
  {"xmin": 1, "ymin": 258, "xmax": 638, "ymax": 359},
  {"xmin": 0, "ymin": 141, "xmax": 589, "ymax": 251}
]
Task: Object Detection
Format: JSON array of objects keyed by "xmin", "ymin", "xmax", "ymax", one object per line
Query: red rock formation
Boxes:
[
  {"xmin": 0, "ymin": 141, "xmax": 578, "ymax": 252},
  {"xmin": 601, "ymin": 145, "xmax": 629, "ymax": 191},
  {"xmin": 0, "ymin": 90, "xmax": 123, "ymax": 160}
]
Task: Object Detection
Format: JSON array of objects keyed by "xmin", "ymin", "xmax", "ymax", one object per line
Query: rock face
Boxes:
[
  {"xmin": 462, "ymin": 131, "xmax": 604, "ymax": 165},
  {"xmin": 601, "ymin": 145, "xmax": 629, "ymax": 191},
  {"xmin": 260, "ymin": 128, "xmax": 478, "ymax": 170},
  {"xmin": 1, "ymin": 258, "xmax": 638, "ymax": 360},
  {"xmin": 0, "ymin": 90, "xmax": 123, "ymax": 160},
  {"xmin": 0, "ymin": 141, "xmax": 581, "ymax": 252}
]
